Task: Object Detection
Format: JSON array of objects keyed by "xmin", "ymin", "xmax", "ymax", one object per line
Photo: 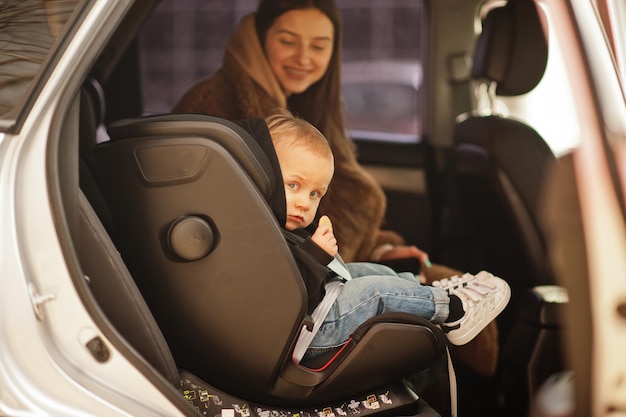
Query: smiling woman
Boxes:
[
  {"xmin": 170, "ymin": 0, "xmax": 395, "ymax": 266},
  {"xmin": 261, "ymin": 8, "xmax": 334, "ymax": 96}
]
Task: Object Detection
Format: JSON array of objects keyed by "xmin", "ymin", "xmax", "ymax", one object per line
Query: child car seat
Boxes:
[
  {"xmin": 91, "ymin": 113, "xmax": 447, "ymax": 407},
  {"xmin": 78, "ymin": 188, "xmax": 442, "ymax": 417},
  {"xmin": 76, "ymin": 81, "xmax": 443, "ymax": 416}
]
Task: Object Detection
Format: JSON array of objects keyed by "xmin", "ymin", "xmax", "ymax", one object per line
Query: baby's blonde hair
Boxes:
[{"xmin": 265, "ymin": 108, "xmax": 333, "ymax": 161}]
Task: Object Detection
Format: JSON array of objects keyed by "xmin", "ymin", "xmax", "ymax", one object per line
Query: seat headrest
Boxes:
[
  {"xmin": 471, "ymin": 0, "xmax": 548, "ymax": 96},
  {"xmin": 79, "ymin": 78, "xmax": 106, "ymax": 157}
]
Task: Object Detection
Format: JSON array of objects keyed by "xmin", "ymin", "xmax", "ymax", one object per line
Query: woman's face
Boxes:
[{"xmin": 264, "ymin": 8, "xmax": 334, "ymax": 96}]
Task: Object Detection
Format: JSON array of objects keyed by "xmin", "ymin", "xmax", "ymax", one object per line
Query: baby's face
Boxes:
[{"xmin": 276, "ymin": 144, "xmax": 334, "ymax": 231}]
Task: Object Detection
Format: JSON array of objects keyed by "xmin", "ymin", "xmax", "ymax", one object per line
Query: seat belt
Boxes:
[
  {"xmin": 327, "ymin": 256, "xmax": 351, "ymax": 281},
  {"xmin": 447, "ymin": 346, "xmax": 458, "ymax": 417},
  {"xmin": 292, "ymin": 255, "xmax": 352, "ymax": 363}
]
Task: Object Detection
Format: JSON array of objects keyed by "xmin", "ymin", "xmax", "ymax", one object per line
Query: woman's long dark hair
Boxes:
[
  {"xmin": 254, "ymin": 0, "xmax": 351, "ymax": 156},
  {"xmin": 254, "ymin": 0, "xmax": 381, "ymax": 262}
]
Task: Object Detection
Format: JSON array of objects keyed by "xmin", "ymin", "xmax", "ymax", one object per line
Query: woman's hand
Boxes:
[
  {"xmin": 379, "ymin": 245, "xmax": 429, "ymax": 263},
  {"xmin": 371, "ymin": 244, "xmax": 431, "ymax": 267},
  {"xmin": 312, "ymin": 215, "xmax": 338, "ymax": 256},
  {"xmin": 370, "ymin": 244, "xmax": 431, "ymax": 283}
]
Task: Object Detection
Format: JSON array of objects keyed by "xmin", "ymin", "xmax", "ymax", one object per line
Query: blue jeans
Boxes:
[{"xmin": 305, "ymin": 262, "xmax": 449, "ymax": 358}]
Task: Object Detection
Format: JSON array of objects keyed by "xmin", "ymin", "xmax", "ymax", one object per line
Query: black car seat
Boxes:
[
  {"xmin": 76, "ymin": 83, "xmax": 443, "ymax": 416},
  {"xmin": 89, "ymin": 113, "xmax": 448, "ymax": 407},
  {"xmin": 78, "ymin": 189, "xmax": 442, "ymax": 417},
  {"xmin": 443, "ymin": 1, "xmax": 565, "ymax": 414},
  {"xmin": 444, "ymin": 0, "xmax": 556, "ymax": 334}
]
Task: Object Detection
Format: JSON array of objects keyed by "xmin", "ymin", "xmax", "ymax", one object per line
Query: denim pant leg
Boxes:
[
  {"xmin": 347, "ymin": 262, "xmax": 422, "ymax": 283},
  {"xmin": 346, "ymin": 262, "xmax": 408, "ymax": 278},
  {"xmin": 307, "ymin": 264, "xmax": 449, "ymax": 355}
]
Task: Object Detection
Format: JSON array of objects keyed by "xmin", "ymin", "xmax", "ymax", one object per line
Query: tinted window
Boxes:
[
  {"xmin": 0, "ymin": 0, "xmax": 79, "ymax": 129},
  {"xmin": 339, "ymin": 1, "xmax": 423, "ymax": 142}
]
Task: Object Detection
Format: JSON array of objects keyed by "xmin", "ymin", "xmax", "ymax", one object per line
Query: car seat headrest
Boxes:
[
  {"xmin": 79, "ymin": 78, "xmax": 107, "ymax": 159},
  {"xmin": 471, "ymin": 0, "xmax": 548, "ymax": 96},
  {"xmin": 232, "ymin": 118, "xmax": 287, "ymax": 228}
]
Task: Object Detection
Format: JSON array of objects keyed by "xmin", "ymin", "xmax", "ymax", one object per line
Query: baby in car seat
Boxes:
[{"xmin": 264, "ymin": 108, "xmax": 511, "ymax": 362}]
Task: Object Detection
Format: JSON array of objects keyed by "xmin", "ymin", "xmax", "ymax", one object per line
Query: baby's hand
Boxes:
[{"xmin": 312, "ymin": 215, "xmax": 338, "ymax": 256}]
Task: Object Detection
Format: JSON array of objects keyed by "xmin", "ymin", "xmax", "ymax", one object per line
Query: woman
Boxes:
[
  {"xmin": 173, "ymin": 0, "xmax": 426, "ymax": 266},
  {"xmin": 172, "ymin": 0, "xmax": 499, "ymax": 377}
]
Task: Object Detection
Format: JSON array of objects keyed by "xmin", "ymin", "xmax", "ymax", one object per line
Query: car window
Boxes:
[
  {"xmin": 0, "ymin": 0, "xmax": 80, "ymax": 131},
  {"xmin": 339, "ymin": 1, "xmax": 423, "ymax": 143},
  {"xmin": 138, "ymin": 0, "xmax": 424, "ymax": 143},
  {"xmin": 138, "ymin": 0, "xmax": 249, "ymax": 115},
  {"xmin": 341, "ymin": 74, "xmax": 419, "ymax": 140}
]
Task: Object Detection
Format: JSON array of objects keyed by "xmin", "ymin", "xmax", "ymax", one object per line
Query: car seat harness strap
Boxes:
[{"xmin": 292, "ymin": 256, "xmax": 352, "ymax": 363}]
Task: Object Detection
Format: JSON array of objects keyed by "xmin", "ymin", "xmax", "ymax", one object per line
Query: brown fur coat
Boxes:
[{"xmin": 173, "ymin": 15, "xmax": 387, "ymax": 262}]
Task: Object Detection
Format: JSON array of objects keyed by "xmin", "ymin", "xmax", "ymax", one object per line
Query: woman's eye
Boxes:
[{"xmin": 287, "ymin": 183, "xmax": 298, "ymax": 190}]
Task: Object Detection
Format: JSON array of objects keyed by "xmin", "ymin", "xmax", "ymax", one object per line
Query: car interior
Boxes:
[{"xmin": 38, "ymin": 0, "xmax": 598, "ymax": 415}]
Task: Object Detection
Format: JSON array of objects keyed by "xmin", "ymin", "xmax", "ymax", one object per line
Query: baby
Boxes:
[{"xmin": 265, "ymin": 109, "xmax": 510, "ymax": 361}]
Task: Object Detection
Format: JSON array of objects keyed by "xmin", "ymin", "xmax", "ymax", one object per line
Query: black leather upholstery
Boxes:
[
  {"xmin": 445, "ymin": 0, "xmax": 556, "ymax": 338},
  {"xmin": 471, "ymin": 0, "xmax": 548, "ymax": 96}
]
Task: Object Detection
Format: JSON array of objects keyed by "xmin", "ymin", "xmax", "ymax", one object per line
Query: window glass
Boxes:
[
  {"xmin": 139, "ymin": 0, "xmax": 424, "ymax": 143},
  {"xmin": 0, "ymin": 0, "xmax": 78, "ymax": 128},
  {"xmin": 139, "ymin": 0, "xmax": 251, "ymax": 114},
  {"xmin": 339, "ymin": 0, "xmax": 423, "ymax": 143},
  {"xmin": 341, "ymin": 61, "xmax": 420, "ymax": 142}
]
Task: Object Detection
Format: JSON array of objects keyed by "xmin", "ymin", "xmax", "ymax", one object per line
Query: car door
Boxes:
[{"xmin": 0, "ymin": 0, "xmax": 190, "ymax": 415}]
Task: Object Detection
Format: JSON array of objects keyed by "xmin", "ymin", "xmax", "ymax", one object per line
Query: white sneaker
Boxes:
[{"xmin": 433, "ymin": 270, "xmax": 511, "ymax": 346}]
